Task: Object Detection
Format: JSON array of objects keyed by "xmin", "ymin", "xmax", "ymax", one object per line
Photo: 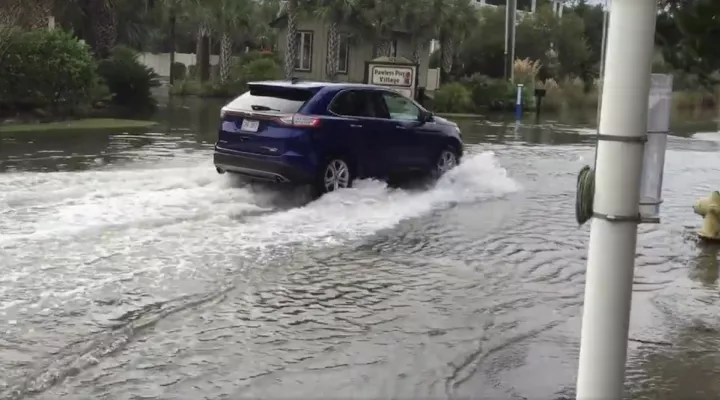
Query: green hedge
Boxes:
[
  {"xmin": 97, "ymin": 46, "xmax": 160, "ymax": 113},
  {"xmin": 0, "ymin": 29, "xmax": 97, "ymax": 115},
  {"xmin": 171, "ymin": 52, "xmax": 283, "ymax": 98}
]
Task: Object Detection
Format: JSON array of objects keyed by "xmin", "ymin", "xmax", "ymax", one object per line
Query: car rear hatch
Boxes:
[{"xmin": 217, "ymin": 83, "xmax": 319, "ymax": 156}]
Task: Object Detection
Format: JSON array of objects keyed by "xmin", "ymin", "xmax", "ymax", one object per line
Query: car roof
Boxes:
[{"xmin": 248, "ymin": 80, "xmax": 389, "ymax": 91}]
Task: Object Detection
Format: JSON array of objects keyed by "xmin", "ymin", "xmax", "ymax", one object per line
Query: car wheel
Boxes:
[
  {"xmin": 314, "ymin": 157, "xmax": 353, "ymax": 196},
  {"xmin": 433, "ymin": 147, "xmax": 459, "ymax": 178}
]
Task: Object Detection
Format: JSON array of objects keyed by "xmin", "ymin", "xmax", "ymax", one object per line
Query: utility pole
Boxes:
[
  {"xmin": 504, "ymin": 0, "xmax": 517, "ymax": 81},
  {"xmin": 575, "ymin": 0, "xmax": 658, "ymax": 398}
]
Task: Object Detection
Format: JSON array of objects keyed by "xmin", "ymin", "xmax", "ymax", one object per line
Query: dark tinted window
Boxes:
[
  {"xmin": 226, "ymin": 85, "xmax": 313, "ymax": 113},
  {"xmin": 330, "ymin": 90, "xmax": 383, "ymax": 118}
]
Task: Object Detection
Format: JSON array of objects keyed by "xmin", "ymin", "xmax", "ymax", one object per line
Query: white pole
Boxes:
[{"xmin": 575, "ymin": 0, "xmax": 657, "ymax": 398}]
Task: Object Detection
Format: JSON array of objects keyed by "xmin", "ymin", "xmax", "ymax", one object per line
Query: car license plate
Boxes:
[{"xmin": 240, "ymin": 119, "xmax": 259, "ymax": 132}]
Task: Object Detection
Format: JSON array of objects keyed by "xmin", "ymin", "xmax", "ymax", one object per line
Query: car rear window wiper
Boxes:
[{"xmin": 250, "ymin": 105, "xmax": 280, "ymax": 111}]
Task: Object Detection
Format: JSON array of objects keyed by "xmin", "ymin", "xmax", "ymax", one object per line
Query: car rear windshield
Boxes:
[{"xmin": 228, "ymin": 85, "xmax": 314, "ymax": 113}]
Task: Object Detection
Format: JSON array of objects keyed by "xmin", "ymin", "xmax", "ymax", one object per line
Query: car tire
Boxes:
[
  {"xmin": 431, "ymin": 146, "xmax": 459, "ymax": 179},
  {"xmin": 312, "ymin": 156, "xmax": 354, "ymax": 197}
]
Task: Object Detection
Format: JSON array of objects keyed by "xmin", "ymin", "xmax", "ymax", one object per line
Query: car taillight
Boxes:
[{"xmin": 277, "ymin": 114, "xmax": 321, "ymax": 127}]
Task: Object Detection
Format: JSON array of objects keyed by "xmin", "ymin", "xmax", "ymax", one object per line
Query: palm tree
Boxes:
[
  {"xmin": 210, "ymin": 0, "xmax": 253, "ymax": 83},
  {"xmin": 187, "ymin": 0, "xmax": 213, "ymax": 81},
  {"xmin": 402, "ymin": 0, "xmax": 434, "ymax": 64},
  {"xmin": 284, "ymin": 0, "xmax": 299, "ymax": 78},
  {"xmin": 313, "ymin": 0, "xmax": 357, "ymax": 80},
  {"xmin": 253, "ymin": 0, "xmax": 282, "ymax": 51},
  {"xmin": 6, "ymin": 0, "xmax": 54, "ymax": 29},
  {"xmin": 354, "ymin": 0, "xmax": 407, "ymax": 57},
  {"xmin": 84, "ymin": 0, "xmax": 119, "ymax": 58},
  {"xmin": 435, "ymin": 0, "xmax": 477, "ymax": 79}
]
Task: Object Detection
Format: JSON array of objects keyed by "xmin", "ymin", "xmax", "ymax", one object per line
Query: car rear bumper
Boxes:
[{"xmin": 213, "ymin": 149, "xmax": 314, "ymax": 184}]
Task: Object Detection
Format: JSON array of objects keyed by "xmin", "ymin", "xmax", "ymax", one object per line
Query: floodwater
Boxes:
[{"xmin": 1, "ymin": 97, "xmax": 720, "ymax": 400}]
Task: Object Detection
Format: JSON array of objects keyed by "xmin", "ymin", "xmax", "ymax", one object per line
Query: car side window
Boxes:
[
  {"xmin": 380, "ymin": 91, "xmax": 421, "ymax": 121},
  {"xmin": 329, "ymin": 90, "xmax": 378, "ymax": 118}
]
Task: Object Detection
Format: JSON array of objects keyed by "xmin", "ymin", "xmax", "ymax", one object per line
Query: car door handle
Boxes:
[
  {"xmin": 395, "ymin": 125, "xmax": 408, "ymax": 130},
  {"xmin": 349, "ymin": 124, "xmax": 363, "ymax": 128}
]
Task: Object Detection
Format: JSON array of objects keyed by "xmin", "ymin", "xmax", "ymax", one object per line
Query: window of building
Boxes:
[
  {"xmin": 295, "ymin": 31, "xmax": 313, "ymax": 71},
  {"xmin": 327, "ymin": 32, "xmax": 350, "ymax": 74}
]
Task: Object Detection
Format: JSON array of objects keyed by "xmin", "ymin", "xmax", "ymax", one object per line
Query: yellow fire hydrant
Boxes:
[{"xmin": 694, "ymin": 191, "xmax": 720, "ymax": 240}]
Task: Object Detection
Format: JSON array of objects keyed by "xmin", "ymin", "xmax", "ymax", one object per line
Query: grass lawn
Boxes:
[{"xmin": 0, "ymin": 118, "xmax": 158, "ymax": 133}]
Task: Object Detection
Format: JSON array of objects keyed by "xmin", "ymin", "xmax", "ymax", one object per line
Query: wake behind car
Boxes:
[{"xmin": 213, "ymin": 80, "xmax": 463, "ymax": 196}]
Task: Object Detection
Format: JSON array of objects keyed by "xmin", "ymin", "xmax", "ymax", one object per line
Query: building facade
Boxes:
[{"xmin": 271, "ymin": 15, "xmax": 432, "ymax": 89}]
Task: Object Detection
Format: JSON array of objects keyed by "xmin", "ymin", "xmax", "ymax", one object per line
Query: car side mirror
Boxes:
[{"xmin": 419, "ymin": 110, "xmax": 433, "ymax": 124}]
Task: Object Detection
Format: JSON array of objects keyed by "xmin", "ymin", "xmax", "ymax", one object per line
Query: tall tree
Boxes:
[
  {"xmin": 284, "ymin": 0, "xmax": 299, "ymax": 78},
  {"xmin": 211, "ymin": 0, "xmax": 252, "ymax": 83},
  {"xmin": 85, "ymin": 0, "xmax": 119, "ymax": 58},
  {"xmin": 353, "ymin": 0, "xmax": 406, "ymax": 57},
  {"xmin": 402, "ymin": 0, "xmax": 434, "ymax": 64},
  {"xmin": 313, "ymin": 0, "xmax": 357, "ymax": 80},
  {"xmin": 435, "ymin": 0, "xmax": 477, "ymax": 79},
  {"xmin": 659, "ymin": 0, "xmax": 720, "ymax": 84}
]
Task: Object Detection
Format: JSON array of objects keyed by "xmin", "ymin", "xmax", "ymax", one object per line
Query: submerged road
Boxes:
[{"xmin": 2, "ymin": 119, "xmax": 720, "ymax": 399}]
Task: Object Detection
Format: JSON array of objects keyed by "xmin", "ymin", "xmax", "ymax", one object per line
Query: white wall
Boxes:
[{"xmin": 138, "ymin": 52, "xmax": 219, "ymax": 77}]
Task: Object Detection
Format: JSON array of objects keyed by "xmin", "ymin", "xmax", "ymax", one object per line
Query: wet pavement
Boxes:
[{"xmin": 1, "ymin": 98, "xmax": 720, "ymax": 399}]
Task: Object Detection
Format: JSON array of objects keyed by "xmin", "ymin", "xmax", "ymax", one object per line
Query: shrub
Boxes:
[
  {"xmin": 673, "ymin": 90, "xmax": 717, "ymax": 111},
  {"xmin": 238, "ymin": 50, "xmax": 281, "ymax": 66},
  {"xmin": 460, "ymin": 74, "xmax": 514, "ymax": 111},
  {"xmin": 171, "ymin": 61, "xmax": 187, "ymax": 81},
  {"xmin": 537, "ymin": 77, "xmax": 598, "ymax": 113},
  {"xmin": 0, "ymin": 28, "xmax": 97, "ymax": 115},
  {"xmin": 239, "ymin": 58, "xmax": 282, "ymax": 82},
  {"xmin": 97, "ymin": 45, "xmax": 160, "ymax": 113},
  {"xmin": 433, "ymin": 83, "xmax": 472, "ymax": 113},
  {"xmin": 170, "ymin": 79, "xmax": 247, "ymax": 98},
  {"xmin": 513, "ymin": 58, "xmax": 542, "ymax": 88}
]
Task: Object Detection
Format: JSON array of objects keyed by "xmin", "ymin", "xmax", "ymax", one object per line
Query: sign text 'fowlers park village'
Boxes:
[{"xmin": 371, "ymin": 67, "xmax": 414, "ymax": 87}]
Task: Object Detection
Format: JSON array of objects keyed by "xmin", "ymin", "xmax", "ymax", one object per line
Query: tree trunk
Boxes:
[
  {"xmin": 219, "ymin": 32, "xmax": 232, "ymax": 83},
  {"xmin": 325, "ymin": 21, "xmax": 339, "ymax": 80},
  {"xmin": 87, "ymin": 0, "xmax": 117, "ymax": 58},
  {"xmin": 411, "ymin": 39, "xmax": 421, "ymax": 64},
  {"xmin": 376, "ymin": 40, "xmax": 392, "ymax": 57},
  {"xmin": 196, "ymin": 25, "xmax": 211, "ymax": 82},
  {"xmin": 169, "ymin": 11, "xmax": 177, "ymax": 84},
  {"xmin": 10, "ymin": 0, "xmax": 53, "ymax": 29},
  {"xmin": 284, "ymin": 0, "xmax": 298, "ymax": 79},
  {"xmin": 441, "ymin": 36, "xmax": 454, "ymax": 77}
]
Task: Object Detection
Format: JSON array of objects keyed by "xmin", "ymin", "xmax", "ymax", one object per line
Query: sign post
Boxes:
[{"xmin": 365, "ymin": 57, "xmax": 418, "ymax": 99}]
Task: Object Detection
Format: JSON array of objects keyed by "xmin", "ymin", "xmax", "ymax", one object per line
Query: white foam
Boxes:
[
  {"xmin": 691, "ymin": 131, "xmax": 720, "ymax": 142},
  {"xmin": 1, "ymin": 151, "xmax": 518, "ymax": 247},
  {"xmin": 0, "ymin": 151, "xmax": 520, "ymax": 312},
  {"xmin": 215, "ymin": 150, "xmax": 521, "ymax": 248}
]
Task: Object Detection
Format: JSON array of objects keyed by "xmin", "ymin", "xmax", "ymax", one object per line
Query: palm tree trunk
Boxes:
[
  {"xmin": 12, "ymin": 0, "xmax": 52, "ymax": 29},
  {"xmin": 87, "ymin": 0, "xmax": 117, "ymax": 58},
  {"xmin": 219, "ymin": 32, "xmax": 232, "ymax": 83},
  {"xmin": 196, "ymin": 25, "xmax": 211, "ymax": 82},
  {"xmin": 325, "ymin": 21, "xmax": 339, "ymax": 80},
  {"xmin": 284, "ymin": 0, "xmax": 298, "ymax": 79},
  {"xmin": 411, "ymin": 39, "xmax": 421, "ymax": 64},
  {"xmin": 169, "ymin": 11, "xmax": 177, "ymax": 84},
  {"xmin": 441, "ymin": 35, "xmax": 454, "ymax": 76},
  {"xmin": 376, "ymin": 40, "xmax": 392, "ymax": 57}
]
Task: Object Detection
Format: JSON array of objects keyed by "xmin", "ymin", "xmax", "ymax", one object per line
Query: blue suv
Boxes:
[{"xmin": 214, "ymin": 80, "xmax": 463, "ymax": 195}]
